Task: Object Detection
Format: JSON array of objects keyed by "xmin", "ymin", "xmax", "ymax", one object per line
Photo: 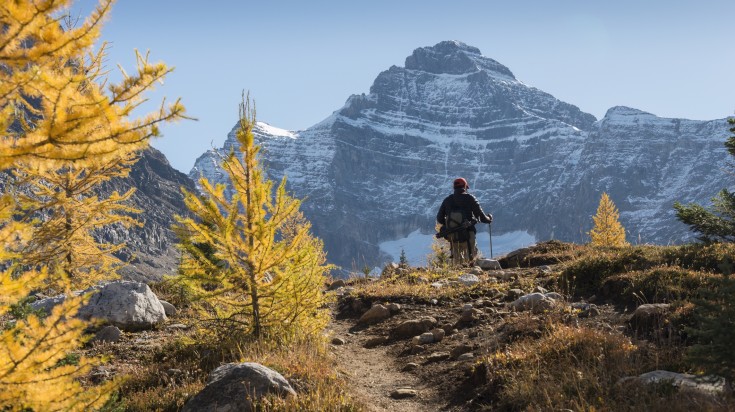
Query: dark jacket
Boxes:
[{"xmin": 436, "ymin": 188, "xmax": 492, "ymax": 233}]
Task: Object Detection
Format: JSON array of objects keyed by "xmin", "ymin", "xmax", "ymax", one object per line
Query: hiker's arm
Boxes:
[{"xmin": 471, "ymin": 196, "xmax": 493, "ymax": 224}]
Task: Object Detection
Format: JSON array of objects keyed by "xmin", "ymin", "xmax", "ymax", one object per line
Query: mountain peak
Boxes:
[
  {"xmin": 404, "ymin": 40, "xmax": 515, "ymax": 78},
  {"xmin": 604, "ymin": 106, "xmax": 654, "ymax": 118}
]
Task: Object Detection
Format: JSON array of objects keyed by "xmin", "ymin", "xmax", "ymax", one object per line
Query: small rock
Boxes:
[
  {"xmin": 401, "ymin": 363, "xmax": 419, "ymax": 372},
  {"xmin": 358, "ymin": 304, "xmax": 391, "ymax": 325},
  {"xmin": 457, "ymin": 353, "xmax": 474, "ymax": 361},
  {"xmin": 159, "ymin": 300, "xmax": 177, "ymax": 317},
  {"xmin": 430, "ymin": 282, "xmax": 444, "ymax": 289},
  {"xmin": 426, "ymin": 352, "xmax": 451, "ymax": 362},
  {"xmin": 418, "ymin": 332, "xmax": 435, "ymax": 344},
  {"xmin": 544, "ymin": 292, "xmax": 564, "ymax": 301},
  {"xmin": 166, "ymin": 323, "xmax": 189, "ymax": 330},
  {"xmin": 579, "ymin": 305, "xmax": 601, "ymax": 318},
  {"xmin": 92, "ymin": 325, "xmax": 122, "ymax": 344},
  {"xmin": 430, "ymin": 328, "xmax": 445, "ymax": 343},
  {"xmin": 451, "ymin": 344, "xmax": 473, "ymax": 359},
  {"xmin": 470, "ymin": 266, "xmax": 484, "ymax": 276},
  {"xmin": 350, "ymin": 298, "xmax": 365, "ymax": 313},
  {"xmin": 331, "ymin": 337, "xmax": 346, "ymax": 345},
  {"xmin": 538, "ymin": 265, "xmax": 553, "ymax": 274},
  {"xmin": 328, "ymin": 279, "xmax": 346, "ymax": 291},
  {"xmin": 486, "ymin": 276, "xmax": 498, "ymax": 283},
  {"xmin": 458, "ymin": 273, "xmax": 481, "ymax": 286},
  {"xmin": 430, "ymin": 299, "xmax": 438, "ymax": 305},
  {"xmin": 533, "ymin": 285, "xmax": 548, "ymax": 294},
  {"xmin": 391, "ymin": 388, "xmax": 418, "ymax": 399},
  {"xmin": 509, "ymin": 293, "xmax": 555, "ymax": 313},
  {"xmin": 620, "ymin": 370, "xmax": 726, "ymax": 394},
  {"xmin": 477, "ymin": 259, "xmax": 502, "ymax": 270},
  {"xmin": 460, "ymin": 308, "xmax": 482, "ymax": 323},
  {"xmin": 386, "ymin": 302, "xmax": 402, "ymax": 314},
  {"xmin": 364, "ymin": 336, "xmax": 389, "ymax": 348}
]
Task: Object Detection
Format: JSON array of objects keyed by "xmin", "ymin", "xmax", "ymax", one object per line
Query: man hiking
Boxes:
[{"xmin": 436, "ymin": 177, "xmax": 493, "ymax": 265}]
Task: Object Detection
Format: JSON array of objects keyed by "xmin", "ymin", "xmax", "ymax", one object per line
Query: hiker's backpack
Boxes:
[{"xmin": 445, "ymin": 196, "xmax": 470, "ymax": 242}]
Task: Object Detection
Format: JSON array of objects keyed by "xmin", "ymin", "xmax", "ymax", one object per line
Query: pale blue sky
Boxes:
[{"xmin": 72, "ymin": 0, "xmax": 734, "ymax": 172}]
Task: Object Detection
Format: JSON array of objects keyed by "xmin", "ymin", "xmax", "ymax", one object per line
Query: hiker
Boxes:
[{"xmin": 436, "ymin": 177, "xmax": 493, "ymax": 265}]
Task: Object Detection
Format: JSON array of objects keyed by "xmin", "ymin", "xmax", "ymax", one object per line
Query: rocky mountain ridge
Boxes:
[{"xmin": 191, "ymin": 40, "xmax": 732, "ymax": 269}]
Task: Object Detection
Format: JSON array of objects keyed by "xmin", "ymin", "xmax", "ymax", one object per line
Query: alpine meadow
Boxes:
[{"xmin": 2, "ymin": 1, "xmax": 735, "ymax": 411}]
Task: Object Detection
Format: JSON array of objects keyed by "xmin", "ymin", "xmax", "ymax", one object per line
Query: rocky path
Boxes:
[{"xmin": 329, "ymin": 317, "xmax": 441, "ymax": 412}]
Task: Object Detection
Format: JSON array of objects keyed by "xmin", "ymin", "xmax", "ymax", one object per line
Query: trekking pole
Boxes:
[{"xmin": 489, "ymin": 223, "xmax": 493, "ymax": 258}]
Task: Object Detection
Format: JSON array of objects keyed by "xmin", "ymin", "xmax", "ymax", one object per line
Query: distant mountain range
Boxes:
[{"xmin": 189, "ymin": 40, "xmax": 731, "ymax": 269}]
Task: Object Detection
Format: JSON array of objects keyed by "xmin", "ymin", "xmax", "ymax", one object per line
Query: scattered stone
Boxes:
[
  {"xmin": 350, "ymin": 298, "xmax": 366, "ymax": 313},
  {"xmin": 390, "ymin": 388, "xmax": 418, "ymax": 399},
  {"xmin": 457, "ymin": 353, "xmax": 474, "ymax": 361},
  {"xmin": 458, "ymin": 273, "xmax": 481, "ymax": 286},
  {"xmin": 509, "ymin": 293, "xmax": 555, "ymax": 314},
  {"xmin": 544, "ymin": 292, "xmax": 564, "ymax": 301},
  {"xmin": 470, "ymin": 266, "xmax": 484, "ymax": 276},
  {"xmin": 386, "ymin": 302, "xmax": 402, "ymax": 314},
  {"xmin": 533, "ymin": 285, "xmax": 548, "ymax": 294},
  {"xmin": 159, "ymin": 300, "xmax": 177, "ymax": 317},
  {"xmin": 426, "ymin": 352, "xmax": 451, "ymax": 362},
  {"xmin": 392, "ymin": 317, "xmax": 438, "ymax": 339},
  {"xmin": 358, "ymin": 304, "xmax": 391, "ymax": 325},
  {"xmin": 328, "ymin": 279, "xmax": 346, "ymax": 290},
  {"xmin": 477, "ymin": 259, "xmax": 502, "ymax": 270},
  {"xmin": 166, "ymin": 323, "xmax": 189, "ymax": 330},
  {"xmin": 450, "ymin": 344, "xmax": 473, "ymax": 359},
  {"xmin": 506, "ymin": 288, "xmax": 525, "ymax": 301},
  {"xmin": 418, "ymin": 332, "xmax": 435, "ymax": 344},
  {"xmin": 620, "ymin": 370, "xmax": 726, "ymax": 394},
  {"xmin": 182, "ymin": 362, "xmax": 296, "ymax": 412},
  {"xmin": 92, "ymin": 325, "xmax": 122, "ymax": 344},
  {"xmin": 430, "ymin": 328, "xmax": 445, "ymax": 343},
  {"xmin": 364, "ymin": 336, "xmax": 389, "ymax": 348},
  {"xmin": 460, "ymin": 307, "xmax": 482, "ymax": 323},
  {"xmin": 416, "ymin": 277, "xmax": 430, "ymax": 284},
  {"xmin": 486, "ymin": 276, "xmax": 498, "ymax": 283},
  {"xmin": 331, "ymin": 337, "xmax": 346, "ymax": 345},
  {"xmin": 430, "ymin": 282, "xmax": 444, "ymax": 289},
  {"xmin": 430, "ymin": 299, "xmax": 438, "ymax": 305},
  {"xmin": 538, "ymin": 265, "xmax": 553, "ymax": 274},
  {"xmin": 401, "ymin": 363, "xmax": 419, "ymax": 372}
]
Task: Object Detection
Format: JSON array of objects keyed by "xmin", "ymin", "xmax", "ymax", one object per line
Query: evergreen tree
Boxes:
[
  {"xmin": 399, "ymin": 248, "xmax": 409, "ymax": 267},
  {"xmin": 174, "ymin": 94, "xmax": 331, "ymax": 340},
  {"xmin": 674, "ymin": 119, "xmax": 735, "ymax": 242},
  {"xmin": 589, "ymin": 192, "xmax": 628, "ymax": 247},
  {"xmin": 0, "ymin": 1, "xmax": 186, "ymax": 408}
]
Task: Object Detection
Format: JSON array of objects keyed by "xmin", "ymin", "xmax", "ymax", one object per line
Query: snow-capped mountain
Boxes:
[{"xmin": 191, "ymin": 41, "xmax": 731, "ymax": 268}]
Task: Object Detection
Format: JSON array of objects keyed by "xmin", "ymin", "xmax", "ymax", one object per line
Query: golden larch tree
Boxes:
[
  {"xmin": 589, "ymin": 192, "xmax": 628, "ymax": 247},
  {"xmin": 0, "ymin": 0, "xmax": 186, "ymax": 409},
  {"xmin": 174, "ymin": 94, "xmax": 331, "ymax": 340}
]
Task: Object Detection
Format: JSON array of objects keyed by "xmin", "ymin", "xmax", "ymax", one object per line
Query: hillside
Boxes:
[{"xmin": 83, "ymin": 241, "xmax": 735, "ymax": 411}]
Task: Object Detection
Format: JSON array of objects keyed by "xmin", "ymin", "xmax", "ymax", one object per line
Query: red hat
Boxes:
[{"xmin": 453, "ymin": 177, "xmax": 469, "ymax": 189}]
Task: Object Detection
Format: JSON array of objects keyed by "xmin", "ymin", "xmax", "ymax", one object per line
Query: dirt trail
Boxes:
[{"xmin": 329, "ymin": 317, "xmax": 440, "ymax": 412}]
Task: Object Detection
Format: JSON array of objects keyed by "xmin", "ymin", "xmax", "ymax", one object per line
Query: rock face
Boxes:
[
  {"xmin": 98, "ymin": 147, "xmax": 198, "ymax": 282},
  {"xmin": 182, "ymin": 362, "xmax": 296, "ymax": 412},
  {"xmin": 191, "ymin": 40, "xmax": 732, "ymax": 269}
]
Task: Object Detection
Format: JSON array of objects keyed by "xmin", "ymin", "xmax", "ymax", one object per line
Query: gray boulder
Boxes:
[
  {"xmin": 182, "ymin": 362, "xmax": 296, "ymax": 412},
  {"xmin": 620, "ymin": 370, "xmax": 725, "ymax": 394},
  {"xmin": 358, "ymin": 304, "xmax": 391, "ymax": 325},
  {"xmin": 92, "ymin": 325, "xmax": 122, "ymax": 344},
  {"xmin": 159, "ymin": 300, "xmax": 177, "ymax": 317},
  {"xmin": 477, "ymin": 259, "xmax": 502, "ymax": 270},
  {"xmin": 457, "ymin": 273, "xmax": 480, "ymax": 286},
  {"xmin": 77, "ymin": 281, "xmax": 167, "ymax": 331},
  {"xmin": 391, "ymin": 317, "xmax": 437, "ymax": 339},
  {"xmin": 31, "ymin": 281, "xmax": 166, "ymax": 331},
  {"xmin": 509, "ymin": 292, "xmax": 555, "ymax": 313}
]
